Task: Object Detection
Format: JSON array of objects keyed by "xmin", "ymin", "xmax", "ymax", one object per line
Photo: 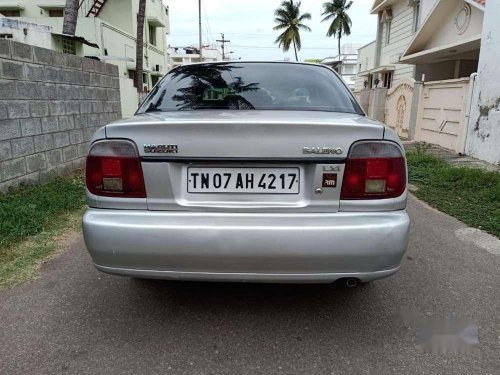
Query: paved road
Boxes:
[{"xmin": 1, "ymin": 196, "xmax": 499, "ymax": 375}]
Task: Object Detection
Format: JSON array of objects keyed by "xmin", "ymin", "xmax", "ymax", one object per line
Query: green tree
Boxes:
[
  {"xmin": 321, "ymin": 0, "xmax": 353, "ymax": 58},
  {"xmin": 62, "ymin": 0, "xmax": 79, "ymax": 36},
  {"xmin": 273, "ymin": 0, "xmax": 312, "ymax": 61},
  {"xmin": 135, "ymin": 0, "xmax": 147, "ymax": 92}
]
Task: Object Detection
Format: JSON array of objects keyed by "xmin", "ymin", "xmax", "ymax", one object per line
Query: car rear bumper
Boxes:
[{"xmin": 83, "ymin": 209, "xmax": 410, "ymax": 283}]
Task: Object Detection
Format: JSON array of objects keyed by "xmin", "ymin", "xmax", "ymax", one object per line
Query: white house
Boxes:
[
  {"xmin": 1, "ymin": 0, "xmax": 171, "ymax": 118},
  {"xmin": 169, "ymin": 45, "xmax": 223, "ymax": 69},
  {"xmin": 320, "ymin": 44, "xmax": 360, "ymax": 91},
  {"xmin": 354, "ymin": 41, "xmax": 376, "ymax": 93},
  {"xmin": 0, "ymin": 16, "xmax": 53, "ymax": 49},
  {"xmin": 0, "ymin": 12, "xmax": 97, "ymax": 55}
]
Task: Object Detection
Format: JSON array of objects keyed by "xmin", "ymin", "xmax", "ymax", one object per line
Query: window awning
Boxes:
[
  {"xmin": 126, "ymin": 63, "xmax": 151, "ymax": 72},
  {"xmin": 147, "ymin": 16, "xmax": 166, "ymax": 28},
  {"xmin": 36, "ymin": 1, "xmax": 66, "ymax": 9},
  {"xmin": 400, "ymin": 36, "xmax": 481, "ymax": 64},
  {"xmin": 0, "ymin": 1, "xmax": 24, "ymax": 10},
  {"xmin": 86, "ymin": 55, "xmax": 134, "ymax": 62},
  {"xmin": 357, "ymin": 65, "xmax": 394, "ymax": 76},
  {"xmin": 52, "ymin": 33, "xmax": 99, "ymax": 49},
  {"xmin": 401, "ymin": 0, "xmax": 484, "ymax": 64},
  {"xmin": 370, "ymin": 0, "xmax": 399, "ymax": 14},
  {"xmin": 371, "ymin": 65, "xmax": 395, "ymax": 74},
  {"xmin": 357, "ymin": 70, "xmax": 372, "ymax": 77}
]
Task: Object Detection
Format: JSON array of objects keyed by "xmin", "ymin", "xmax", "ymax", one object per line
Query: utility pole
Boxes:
[
  {"xmin": 216, "ymin": 33, "xmax": 230, "ymax": 60},
  {"xmin": 198, "ymin": 0, "xmax": 202, "ymax": 60}
]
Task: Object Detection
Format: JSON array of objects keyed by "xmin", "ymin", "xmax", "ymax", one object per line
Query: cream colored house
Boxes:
[
  {"xmin": 399, "ymin": 0, "xmax": 485, "ymax": 154},
  {"xmin": 1, "ymin": 0, "xmax": 170, "ymax": 118},
  {"xmin": 354, "ymin": 0, "xmax": 423, "ymax": 139},
  {"xmin": 355, "ymin": 0, "xmax": 422, "ymax": 94},
  {"xmin": 401, "ymin": 0, "xmax": 483, "ymax": 81},
  {"xmin": 357, "ymin": 0, "xmax": 495, "ymax": 161}
]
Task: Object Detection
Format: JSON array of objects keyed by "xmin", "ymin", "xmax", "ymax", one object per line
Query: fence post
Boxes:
[{"xmin": 408, "ymin": 81, "xmax": 423, "ymax": 141}]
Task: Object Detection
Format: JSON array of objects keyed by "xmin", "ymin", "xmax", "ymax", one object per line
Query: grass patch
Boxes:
[
  {"xmin": 0, "ymin": 174, "xmax": 85, "ymax": 248},
  {"xmin": 407, "ymin": 152, "xmax": 500, "ymax": 238},
  {"xmin": 0, "ymin": 174, "xmax": 86, "ymax": 288},
  {"xmin": 0, "ymin": 209, "xmax": 84, "ymax": 289}
]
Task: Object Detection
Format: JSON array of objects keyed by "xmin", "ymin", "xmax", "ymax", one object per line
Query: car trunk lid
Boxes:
[{"xmin": 105, "ymin": 111, "xmax": 384, "ymax": 212}]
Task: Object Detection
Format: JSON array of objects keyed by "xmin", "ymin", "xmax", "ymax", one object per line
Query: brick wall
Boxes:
[{"xmin": 0, "ymin": 40, "xmax": 122, "ymax": 194}]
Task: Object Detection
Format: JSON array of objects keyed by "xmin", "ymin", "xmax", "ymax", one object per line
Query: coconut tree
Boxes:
[
  {"xmin": 135, "ymin": 0, "xmax": 147, "ymax": 92},
  {"xmin": 321, "ymin": 0, "xmax": 353, "ymax": 58},
  {"xmin": 273, "ymin": 0, "xmax": 312, "ymax": 61},
  {"xmin": 62, "ymin": 0, "xmax": 79, "ymax": 36}
]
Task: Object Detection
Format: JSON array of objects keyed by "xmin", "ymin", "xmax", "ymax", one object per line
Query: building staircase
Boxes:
[{"xmin": 78, "ymin": 0, "xmax": 108, "ymax": 17}]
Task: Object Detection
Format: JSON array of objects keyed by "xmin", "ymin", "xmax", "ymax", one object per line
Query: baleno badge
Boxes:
[
  {"xmin": 144, "ymin": 144, "xmax": 178, "ymax": 154},
  {"xmin": 303, "ymin": 147, "xmax": 342, "ymax": 155}
]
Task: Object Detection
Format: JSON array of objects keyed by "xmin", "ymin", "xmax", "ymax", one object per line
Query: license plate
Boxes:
[{"xmin": 187, "ymin": 167, "xmax": 300, "ymax": 194}]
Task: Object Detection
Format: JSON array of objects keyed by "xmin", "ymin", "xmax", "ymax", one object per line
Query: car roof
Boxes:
[{"xmin": 171, "ymin": 60, "xmax": 330, "ymax": 70}]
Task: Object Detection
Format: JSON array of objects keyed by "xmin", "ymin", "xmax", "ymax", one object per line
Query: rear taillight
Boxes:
[
  {"xmin": 341, "ymin": 141, "xmax": 406, "ymax": 200},
  {"xmin": 86, "ymin": 140, "xmax": 146, "ymax": 198}
]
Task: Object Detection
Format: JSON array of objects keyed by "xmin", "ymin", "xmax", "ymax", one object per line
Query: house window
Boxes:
[
  {"xmin": 344, "ymin": 65, "xmax": 355, "ymax": 75},
  {"xmin": 149, "ymin": 25, "xmax": 156, "ymax": 46},
  {"xmin": 62, "ymin": 39, "xmax": 76, "ymax": 55},
  {"xmin": 383, "ymin": 71, "xmax": 393, "ymax": 89},
  {"xmin": 0, "ymin": 34, "xmax": 13, "ymax": 39},
  {"xmin": 128, "ymin": 70, "xmax": 147, "ymax": 88},
  {"xmin": 128, "ymin": 70, "xmax": 136, "ymax": 86},
  {"xmin": 364, "ymin": 74, "xmax": 374, "ymax": 89},
  {"xmin": 413, "ymin": 1, "xmax": 421, "ymax": 32},
  {"xmin": 385, "ymin": 20, "xmax": 391, "ymax": 45},
  {"xmin": 48, "ymin": 9, "xmax": 64, "ymax": 17},
  {"xmin": 0, "ymin": 10, "xmax": 21, "ymax": 17}
]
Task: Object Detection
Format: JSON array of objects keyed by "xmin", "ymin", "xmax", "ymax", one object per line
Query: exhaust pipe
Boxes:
[{"xmin": 345, "ymin": 278, "xmax": 359, "ymax": 288}]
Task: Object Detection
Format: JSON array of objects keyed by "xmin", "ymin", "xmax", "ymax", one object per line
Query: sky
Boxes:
[{"xmin": 165, "ymin": 0, "xmax": 378, "ymax": 61}]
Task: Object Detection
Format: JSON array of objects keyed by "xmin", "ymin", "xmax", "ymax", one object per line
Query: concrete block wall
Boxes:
[{"xmin": 0, "ymin": 40, "xmax": 122, "ymax": 194}]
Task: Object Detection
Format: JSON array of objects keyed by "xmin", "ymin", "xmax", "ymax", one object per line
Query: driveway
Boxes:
[{"xmin": 0, "ymin": 196, "xmax": 499, "ymax": 375}]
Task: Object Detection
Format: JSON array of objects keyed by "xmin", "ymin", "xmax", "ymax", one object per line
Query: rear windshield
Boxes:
[{"xmin": 137, "ymin": 62, "xmax": 363, "ymax": 114}]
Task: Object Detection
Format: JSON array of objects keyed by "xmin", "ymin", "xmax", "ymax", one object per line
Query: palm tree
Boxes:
[
  {"xmin": 321, "ymin": 0, "xmax": 353, "ymax": 58},
  {"xmin": 62, "ymin": 0, "xmax": 79, "ymax": 36},
  {"xmin": 135, "ymin": 0, "xmax": 147, "ymax": 92},
  {"xmin": 273, "ymin": 0, "xmax": 312, "ymax": 61}
]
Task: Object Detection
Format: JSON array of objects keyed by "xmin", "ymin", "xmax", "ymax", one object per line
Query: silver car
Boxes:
[{"xmin": 83, "ymin": 62, "xmax": 410, "ymax": 285}]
